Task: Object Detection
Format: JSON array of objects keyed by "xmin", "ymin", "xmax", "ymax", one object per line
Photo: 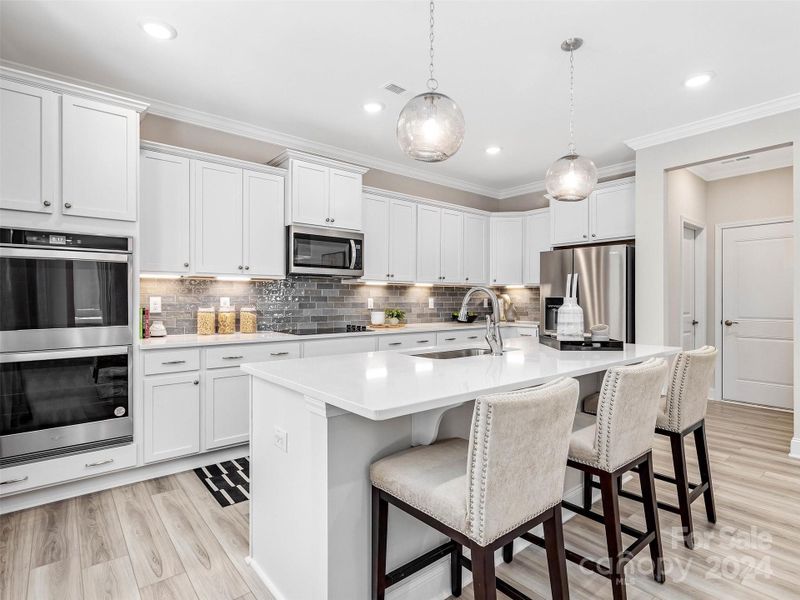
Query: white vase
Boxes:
[
  {"xmin": 556, "ymin": 298, "xmax": 584, "ymax": 341},
  {"xmin": 371, "ymin": 311, "xmax": 386, "ymax": 325}
]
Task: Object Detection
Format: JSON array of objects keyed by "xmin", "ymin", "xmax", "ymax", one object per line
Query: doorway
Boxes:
[{"xmin": 680, "ymin": 219, "xmax": 706, "ymax": 351}]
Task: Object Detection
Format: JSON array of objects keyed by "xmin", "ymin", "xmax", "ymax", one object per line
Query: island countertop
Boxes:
[{"xmin": 241, "ymin": 338, "xmax": 680, "ymax": 421}]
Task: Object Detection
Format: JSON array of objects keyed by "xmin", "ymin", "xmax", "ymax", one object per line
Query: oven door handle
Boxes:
[
  {"xmin": 349, "ymin": 240, "xmax": 357, "ymax": 270},
  {"xmin": 0, "ymin": 247, "xmax": 129, "ymax": 263},
  {"xmin": 0, "ymin": 345, "xmax": 130, "ymax": 363}
]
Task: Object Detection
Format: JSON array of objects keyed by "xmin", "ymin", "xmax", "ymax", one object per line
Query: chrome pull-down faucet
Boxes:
[{"xmin": 458, "ymin": 286, "xmax": 504, "ymax": 356}]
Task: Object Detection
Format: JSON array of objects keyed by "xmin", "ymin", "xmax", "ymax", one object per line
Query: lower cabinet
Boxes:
[
  {"xmin": 204, "ymin": 367, "xmax": 250, "ymax": 450},
  {"xmin": 143, "ymin": 372, "xmax": 201, "ymax": 463}
]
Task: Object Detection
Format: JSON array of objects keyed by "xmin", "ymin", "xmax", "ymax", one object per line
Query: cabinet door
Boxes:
[
  {"xmin": 329, "ymin": 168, "xmax": 362, "ymax": 230},
  {"xmin": 590, "ymin": 182, "xmax": 635, "ymax": 241},
  {"xmin": 244, "ymin": 169, "xmax": 285, "ymax": 278},
  {"xmin": 204, "ymin": 368, "xmax": 250, "ymax": 450},
  {"xmin": 550, "ymin": 196, "xmax": 589, "ymax": 245},
  {"xmin": 389, "ymin": 199, "xmax": 417, "ymax": 282},
  {"xmin": 140, "ymin": 151, "xmax": 191, "ymax": 273},
  {"xmin": 440, "ymin": 209, "xmax": 464, "ymax": 283},
  {"xmin": 416, "ymin": 205, "xmax": 442, "ymax": 283},
  {"xmin": 362, "ymin": 195, "xmax": 389, "ymax": 281},
  {"xmin": 490, "ymin": 217, "xmax": 524, "ymax": 285},
  {"xmin": 193, "ymin": 160, "xmax": 243, "ymax": 274},
  {"xmin": 61, "ymin": 95, "xmax": 137, "ymax": 221},
  {"xmin": 463, "ymin": 214, "xmax": 488, "ymax": 285},
  {"xmin": 291, "ymin": 160, "xmax": 329, "ymax": 226},
  {"xmin": 524, "ymin": 211, "xmax": 550, "ymax": 285},
  {"xmin": 144, "ymin": 373, "xmax": 200, "ymax": 463},
  {"xmin": 0, "ymin": 80, "xmax": 58, "ymax": 213}
]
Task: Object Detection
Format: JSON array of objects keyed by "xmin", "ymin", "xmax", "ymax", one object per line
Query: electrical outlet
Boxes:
[
  {"xmin": 368, "ymin": 297, "xmax": 374, "ymax": 309},
  {"xmin": 274, "ymin": 426, "xmax": 288, "ymax": 453},
  {"xmin": 149, "ymin": 296, "xmax": 161, "ymax": 314},
  {"xmin": 220, "ymin": 297, "xmax": 230, "ymax": 308},
  {"xmin": 428, "ymin": 297, "xmax": 435, "ymax": 309}
]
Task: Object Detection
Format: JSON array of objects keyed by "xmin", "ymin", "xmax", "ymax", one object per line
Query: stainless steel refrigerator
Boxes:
[{"xmin": 539, "ymin": 244, "xmax": 635, "ymax": 343}]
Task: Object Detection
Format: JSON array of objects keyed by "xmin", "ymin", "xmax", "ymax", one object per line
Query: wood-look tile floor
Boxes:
[{"xmin": 1, "ymin": 400, "xmax": 797, "ymax": 600}]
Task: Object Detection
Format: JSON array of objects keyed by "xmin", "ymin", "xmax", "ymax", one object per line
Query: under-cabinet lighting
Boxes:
[
  {"xmin": 139, "ymin": 273, "xmax": 181, "ymax": 280},
  {"xmin": 216, "ymin": 276, "xmax": 253, "ymax": 282},
  {"xmin": 505, "ymin": 285, "xmax": 526, "ymax": 289},
  {"xmin": 363, "ymin": 281, "xmax": 388, "ymax": 286},
  {"xmin": 414, "ymin": 283, "xmax": 433, "ymax": 287}
]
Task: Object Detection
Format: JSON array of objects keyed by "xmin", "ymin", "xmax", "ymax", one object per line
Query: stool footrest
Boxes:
[
  {"xmin": 630, "ymin": 466, "xmax": 703, "ymax": 489},
  {"xmin": 459, "ymin": 555, "xmax": 535, "ymax": 600},
  {"xmin": 562, "ymin": 500, "xmax": 645, "ymax": 540},
  {"xmin": 385, "ymin": 540, "xmax": 456, "ymax": 587},
  {"xmin": 616, "ymin": 484, "xmax": 709, "ymax": 512}
]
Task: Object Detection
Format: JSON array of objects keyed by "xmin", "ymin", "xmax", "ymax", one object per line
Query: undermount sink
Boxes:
[{"xmin": 412, "ymin": 347, "xmax": 492, "ymax": 359}]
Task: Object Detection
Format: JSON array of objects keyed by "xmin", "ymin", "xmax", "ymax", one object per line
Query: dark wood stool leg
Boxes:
[
  {"xmin": 638, "ymin": 454, "xmax": 665, "ymax": 583},
  {"xmin": 451, "ymin": 542, "xmax": 463, "ymax": 597},
  {"xmin": 600, "ymin": 473, "xmax": 627, "ymax": 600},
  {"xmin": 670, "ymin": 433, "xmax": 695, "ymax": 549},
  {"xmin": 582, "ymin": 471, "xmax": 593, "ymax": 510},
  {"xmin": 470, "ymin": 543, "xmax": 497, "ymax": 600},
  {"xmin": 502, "ymin": 541, "xmax": 514, "ymax": 563},
  {"xmin": 543, "ymin": 505, "xmax": 570, "ymax": 600},
  {"xmin": 693, "ymin": 422, "xmax": 717, "ymax": 524},
  {"xmin": 372, "ymin": 487, "xmax": 388, "ymax": 600}
]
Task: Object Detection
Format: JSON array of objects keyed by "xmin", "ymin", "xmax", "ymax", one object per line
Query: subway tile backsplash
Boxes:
[{"xmin": 140, "ymin": 277, "xmax": 540, "ymax": 335}]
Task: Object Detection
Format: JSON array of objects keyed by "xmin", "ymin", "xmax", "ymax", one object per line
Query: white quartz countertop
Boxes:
[
  {"xmin": 241, "ymin": 338, "xmax": 680, "ymax": 421},
  {"xmin": 137, "ymin": 320, "xmax": 538, "ymax": 350}
]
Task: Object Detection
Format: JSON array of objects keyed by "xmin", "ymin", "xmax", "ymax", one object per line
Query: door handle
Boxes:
[
  {"xmin": 223, "ymin": 355, "xmax": 244, "ymax": 360},
  {"xmin": 349, "ymin": 240, "xmax": 357, "ymax": 270},
  {"xmin": 724, "ymin": 320, "xmax": 739, "ymax": 327},
  {"xmin": 162, "ymin": 360, "xmax": 186, "ymax": 365},
  {"xmin": 270, "ymin": 351, "xmax": 290, "ymax": 356},
  {"xmin": 85, "ymin": 458, "xmax": 114, "ymax": 468}
]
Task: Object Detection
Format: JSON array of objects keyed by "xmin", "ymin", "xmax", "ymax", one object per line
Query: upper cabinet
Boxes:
[
  {"xmin": 416, "ymin": 205, "xmax": 442, "ymax": 283},
  {"xmin": 463, "ymin": 213, "xmax": 488, "ymax": 285},
  {"xmin": 270, "ymin": 150, "xmax": 368, "ymax": 231},
  {"xmin": 440, "ymin": 209, "xmax": 464, "ymax": 284},
  {"xmin": 362, "ymin": 193, "xmax": 417, "ymax": 282},
  {"xmin": 490, "ymin": 216, "xmax": 524, "ymax": 286},
  {"xmin": 524, "ymin": 209, "xmax": 550, "ymax": 285},
  {"xmin": 0, "ymin": 73, "xmax": 144, "ymax": 223},
  {"xmin": 550, "ymin": 178, "xmax": 635, "ymax": 245},
  {"xmin": 194, "ymin": 161, "xmax": 244, "ymax": 274}
]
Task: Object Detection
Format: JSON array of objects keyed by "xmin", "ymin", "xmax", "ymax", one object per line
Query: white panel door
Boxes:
[
  {"xmin": 416, "ymin": 205, "xmax": 442, "ymax": 283},
  {"xmin": 144, "ymin": 373, "xmax": 200, "ymax": 463},
  {"xmin": 291, "ymin": 160, "xmax": 329, "ymax": 226},
  {"xmin": 140, "ymin": 151, "xmax": 191, "ymax": 273},
  {"xmin": 329, "ymin": 168, "xmax": 362, "ymax": 230},
  {"xmin": 490, "ymin": 217, "xmax": 524, "ymax": 285},
  {"xmin": 244, "ymin": 169, "xmax": 285, "ymax": 278},
  {"xmin": 440, "ymin": 209, "xmax": 463, "ymax": 283},
  {"xmin": 204, "ymin": 368, "xmax": 250, "ymax": 450},
  {"xmin": 550, "ymin": 197, "xmax": 589, "ymax": 245},
  {"xmin": 389, "ymin": 198, "xmax": 417, "ymax": 282},
  {"xmin": 722, "ymin": 221, "xmax": 793, "ymax": 408},
  {"xmin": 591, "ymin": 182, "xmax": 635, "ymax": 241},
  {"xmin": 194, "ymin": 160, "xmax": 243, "ymax": 274},
  {"xmin": 463, "ymin": 213, "xmax": 488, "ymax": 285},
  {"xmin": 681, "ymin": 226, "xmax": 697, "ymax": 350},
  {"xmin": 524, "ymin": 211, "xmax": 550, "ymax": 285},
  {"xmin": 0, "ymin": 80, "xmax": 58, "ymax": 213},
  {"xmin": 61, "ymin": 95, "xmax": 137, "ymax": 221},
  {"xmin": 362, "ymin": 195, "xmax": 389, "ymax": 280}
]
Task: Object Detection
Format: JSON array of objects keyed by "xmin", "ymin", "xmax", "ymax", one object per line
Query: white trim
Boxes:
[
  {"xmin": 496, "ymin": 160, "xmax": 636, "ymax": 200},
  {"xmin": 140, "ymin": 141, "xmax": 287, "ymax": 176},
  {"xmin": 686, "ymin": 146, "xmax": 794, "ymax": 181},
  {"xmin": 679, "ymin": 217, "xmax": 707, "ymax": 352},
  {"xmin": 713, "ymin": 216, "xmax": 794, "ymax": 402},
  {"xmin": 625, "ymin": 93, "xmax": 800, "ymax": 150},
  {"xmin": 362, "ymin": 186, "xmax": 490, "ymax": 216},
  {"xmin": 268, "ymin": 149, "xmax": 369, "ymax": 174},
  {"xmin": 790, "ymin": 437, "xmax": 800, "ymax": 460}
]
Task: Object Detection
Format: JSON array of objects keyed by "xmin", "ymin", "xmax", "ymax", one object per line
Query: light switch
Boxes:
[
  {"xmin": 274, "ymin": 427, "xmax": 288, "ymax": 453},
  {"xmin": 220, "ymin": 297, "xmax": 230, "ymax": 308},
  {"xmin": 428, "ymin": 297, "xmax": 435, "ymax": 309},
  {"xmin": 149, "ymin": 296, "xmax": 161, "ymax": 314},
  {"xmin": 368, "ymin": 297, "xmax": 374, "ymax": 309}
]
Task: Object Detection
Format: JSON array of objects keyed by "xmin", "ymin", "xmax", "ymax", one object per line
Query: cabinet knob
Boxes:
[
  {"xmin": 592, "ymin": 233, "xmax": 596, "ymax": 238},
  {"xmin": 245, "ymin": 266, "xmax": 250, "ymax": 270},
  {"xmin": 325, "ymin": 218, "xmax": 330, "ymax": 222},
  {"xmin": 184, "ymin": 262, "xmax": 189, "ymax": 268},
  {"xmin": 390, "ymin": 274, "xmax": 394, "ymax": 278},
  {"xmin": 238, "ymin": 265, "xmax": 243, "ymax": 270},
  {"xmin": 582, "ymin": 234, "xmax": 587, "ymax": 239},
  {"xmin": 386, "ymin": 273, "xmax": 390, "ymax": 278},
  {"xmin": 193, "ymin": 380, "xmax": 199, "ymax": 385},
  {"xmin": 465, "ymin": 277, "xmax": 469, "ymax": 281},
  {"xmin": 64, "ymin": 202, "xmax": 72, "ymax": 209},
  {"xmin": 43, "ymin": 200, "xmax": 51, "ymax": 207},
  {"xmin": 330, "ymin": 218, "xmax": 335, "ymax": 223}
]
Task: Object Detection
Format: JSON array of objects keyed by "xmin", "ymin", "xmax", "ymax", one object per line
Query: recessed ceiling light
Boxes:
[
  {"xmin": 139, "ymin": 19, "xmax": 178, "ymax": 40},
  {"xmin": 684, "ymin": 72, "xmax": 714, "ymax": 88},
  {"xmin": 363, "ymin": 102, "xmax": 384, "ymax": 114},
  {"xmin": 485, "ymin": 146, "xmax": 502, "ymax": 155}
]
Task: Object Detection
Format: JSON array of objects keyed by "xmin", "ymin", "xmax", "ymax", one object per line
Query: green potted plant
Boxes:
[{"xmin": 384, "ymin": 308, "xmax": 406, "ymax": 326}]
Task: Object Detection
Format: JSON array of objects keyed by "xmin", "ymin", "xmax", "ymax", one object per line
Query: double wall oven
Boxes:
[{"xmin": 0, "ymin": 228, "xmax": 133, "ymax": 465}]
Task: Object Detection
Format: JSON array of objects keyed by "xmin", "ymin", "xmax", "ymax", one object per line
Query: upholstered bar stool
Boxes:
[
  {"xmin": 527, "ymin": 358, "xmax": 669, "ymax": 600},
  {"xmin": 370, "ymin": 377, "xmax": 580, "ymax": 600}
]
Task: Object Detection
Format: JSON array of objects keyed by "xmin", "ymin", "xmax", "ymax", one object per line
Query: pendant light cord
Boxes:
[
  {"xmin": 568, "ymin": 47, "xmax": 576, "ymax": 155},
  {"xmin": 427, "ymin": 0, "xmax": 438, "ymax": 91}
]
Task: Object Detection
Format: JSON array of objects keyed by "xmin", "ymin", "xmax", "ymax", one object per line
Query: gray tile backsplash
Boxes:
[{"xmin": 140, "ymin": 277, "xmax": 540, "ymax": 335}]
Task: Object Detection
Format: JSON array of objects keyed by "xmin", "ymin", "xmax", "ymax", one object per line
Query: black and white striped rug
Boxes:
[{"xmin": 194, "ymin": 457, "xmax": 250, "ymax": 506}]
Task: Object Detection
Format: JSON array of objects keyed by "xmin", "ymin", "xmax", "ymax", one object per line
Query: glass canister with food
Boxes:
[
  {"xmin": 197, "ymin": 307, "xmax": 216, "ymax": 335},
  {"xmin": 240, "ymin": 306, "xmax": 257, "ymax": 334},
  {"xmin": 218, "ymin": 307, "xmax": 236, "ymax": 334}
]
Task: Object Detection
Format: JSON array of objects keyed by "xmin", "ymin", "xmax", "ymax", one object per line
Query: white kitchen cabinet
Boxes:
[
  {"xmin": 551, "ymin": 179, "xmax": 635, "ymax": 245},
  {"xmin": 204, "ymin": 368, "xmax": 250, "ymax": 450},
  {"xmin": 140, "ymin": 150, "xmax": 191, "ymax": 273},
  {"xmin": 362, "ymin": 195, "xmax": 389, "ymax": 280},
  {"xmin": 61, "ymin": 95, "xmax": 138, "ymax": 221},
  {"xmin": 144, "ymin": 372, "xmax": 201, "ymax": 463},
  {"xmin": 463, "ymin": 213, "xmax": 488, "ymax": 285},
  {"xmin": 416, "ymin": 205, "xmax": 443, "ymax": 283},
  {"xmin": 362, "ymin": 194, "xmax": 417, "ymax": 282},
  {"xmin": 440, "ymin": 209, "xmax": 463, "ymax": 283},
  {"xmin": 329, "ymin": 168, "xmax": 363, "ymax": 230},
  {"xmin": 490, "ymin": 216, "xmax": 524, "ymax": 285},
  {"xmin": 291, "ymin": 159, "xmax": 329, "ymax": 226},
  {"xmin": 524, "ymin": 209, "xmax": 550, "ymax": 285},
  {"xmin": 243, "ymin": 169, "xmax": 285, "ymax": 278},
  {"xmin": 550, "ymin": 197, "xmax": 590, "ymax": 245},
  {"xmin": 389, "ymin": 199, "xmax": 417, "ymax": 282},
  {"xmin": 303, "ymin": 337, "xmax": 377, "ymax": 357},
  {"xmin": 436, "ymin": 329, "xmax": 484, "ymax": 345},
  {"xmin": 0, "ymin": 80, "xmax": 58, "ymax": 213},
  {"xmin": 194, "ymin": 160, "xmax": 244, "ymax": 274},
  {"xmin": 378, "ymin": 332, "xmax": 436, "ymax": 350}
]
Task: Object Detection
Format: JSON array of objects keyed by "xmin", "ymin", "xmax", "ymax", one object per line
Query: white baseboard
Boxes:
[
  {"xmin": 789, "ymin": 437, "xmax": 800, "ymax": 460},
  {"xmin": 246, "ymin": 556, "xmax": 288, "ymax": 600},
  {"xmin": 1, "ymin": 444, "xmax": 248, "ymax": 513}
]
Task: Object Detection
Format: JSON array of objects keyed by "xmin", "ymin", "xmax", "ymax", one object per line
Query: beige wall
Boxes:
[
  {"xmin": 140, "ymin": 114, "xmax": 499, "ymax": 212},
  {"xmin": 497, "ymin": 171, "xmax": 637, "ymax": 212}
]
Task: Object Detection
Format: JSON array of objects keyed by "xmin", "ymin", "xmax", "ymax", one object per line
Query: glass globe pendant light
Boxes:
[
  {"xmin": 545, "ymin": 38, "xmax": 598, "ymax": 202},
  {"xmin": 397, "ymin": 0, "xmax": 465, "ymax": 162}
]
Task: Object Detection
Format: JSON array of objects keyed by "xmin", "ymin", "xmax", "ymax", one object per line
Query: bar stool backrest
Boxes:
[
  {"xmin": 593, "ymin": 358, "xmax": 669, "ymax": 472},
  {"xmin": 663, "ymin": 346, "xmax": 718, "ymax": 432},
  {"xmin": 466, "ymin": 377, "xmax": 579, "ymax": 546}
]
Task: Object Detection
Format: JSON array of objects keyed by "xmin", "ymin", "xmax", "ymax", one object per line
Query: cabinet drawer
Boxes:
[
  {"xmin": 503, "ymin": 327, "xmax": 538, "ymax": 339},
  {"xmin": 436, "ymin": 330, "xmax": 484, "ymax": 345},
  {"xmin": 206, "ymin": 342, "xmax": 301, "ymax": 368},
  {"xmin": 144, "ymin": 348, "xmax": 201, "ymax": 375},
  {"xmin": 0, "ymin": 443, "xmax": 137, "ymax": 496},
  {"xmin": 378, "ymin": 333, "xmax": 436, "ymax": 350}
]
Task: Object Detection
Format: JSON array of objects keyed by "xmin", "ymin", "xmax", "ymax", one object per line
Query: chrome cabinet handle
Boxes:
[
  {"xmin": 468, "ymin": 335, "xmax": 479, "ymax": 340},
  {"xmin": 270, "ymin": 351, "xmax": 290, "ymax": 356},
  {"xmin": 0, "ymin": 476, "xmax": 28, "ymax": 485},
  {"xmin": 444, "ymin": 337, "xmax": 456, "ymax": 341},
  {"xmin": 85, "ymin": 458, "xmax": 113, "ymax": 468},
  {"xmin": 520, "ymin": 333, "xmax": 533, "ymax": 337},
  {"xmin": 43, "ymin": 200, "xmax": 52, "ymax": 207},
  {"xmin": 388, "ymin": 342, "xmax": 402, "ymax": 346},
  {"xmin": 162, "ymin": 360, "xmax": 186, "ymax": 365},
  {"xmin": 417, "ymin": 340, "xmax": 430, "ymax": 344},
  {"xmin": 64, "ymin": 202, "xmax": 72, "ymax": 209},
  {"xmin": 223, "ymin": 355, "xmax": 244, "ymax": 360}
]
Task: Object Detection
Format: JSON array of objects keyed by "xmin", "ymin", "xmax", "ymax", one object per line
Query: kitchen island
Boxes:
[{"xmin": 242, "ymin": 338, "xmax": 679, "ymax": 600}]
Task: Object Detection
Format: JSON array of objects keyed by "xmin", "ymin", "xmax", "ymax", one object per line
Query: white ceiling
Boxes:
[
  {"xmin": 687, "ymin": 145, "xmax": 794, "ymax": 181},
  {"xmin": 2, "ymin": 1, "xmax": 799, "ymax": 198}
]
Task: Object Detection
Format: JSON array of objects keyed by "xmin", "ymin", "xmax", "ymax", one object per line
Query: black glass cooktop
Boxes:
[{"xmin": 289, "ymin": 325, "xmax": 371, "ymax": 336}]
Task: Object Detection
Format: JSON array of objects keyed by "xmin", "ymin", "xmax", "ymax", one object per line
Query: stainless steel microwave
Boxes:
[{"xmin": 288, "ymin": 225, "xmax": 364, "ymax": 277}]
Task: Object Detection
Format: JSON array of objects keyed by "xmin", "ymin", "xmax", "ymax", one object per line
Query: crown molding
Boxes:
[
  {"xmin": 624, "ymin": 92, "xmax": 800, "ymax": 151},
  {"xmin": 495, "ymin": 160, "xmax": 636, "ymax": 200},
  {"xmin": 362, "ymin": 185, "xmax": 492, "ymax": 216},
  {"xmin": 140, "ymin": 141, "xmax": 287, "ymax": 177},
  {"xmin": 268, "ymin": 149, "xmax": 369, "ymax": 174}
]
